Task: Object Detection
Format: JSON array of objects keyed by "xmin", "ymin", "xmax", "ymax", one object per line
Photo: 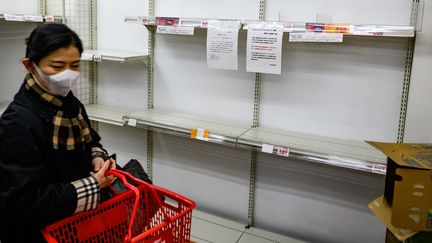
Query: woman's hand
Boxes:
[
  {"xmin": 92, "ymin": 157, "xmax": 105, "ymax": 172},
  {"xmin": 90, "ymin": 158, "xmax": 116, "ymax": 189}
]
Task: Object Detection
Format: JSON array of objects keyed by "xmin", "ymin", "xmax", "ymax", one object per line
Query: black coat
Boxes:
[{"xmin": 0, "ymin": 82, "xmax": 103, "ymax": 243}]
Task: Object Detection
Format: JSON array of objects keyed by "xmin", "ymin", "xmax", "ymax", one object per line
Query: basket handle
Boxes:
[{"xmin": 105, "ymin": 169, "xmax": 171, "ymax": 242}]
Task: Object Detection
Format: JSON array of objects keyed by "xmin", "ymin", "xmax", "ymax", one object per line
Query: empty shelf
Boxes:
[
  {"xmin": 90, "ymin": 106, "xmax": 387, "ymax": 173},
  {"xmin": 81, "ymin": 50, "xmax": 148, "ymax": 64},
  {"xmin": 237, "ymin": 127, "xmax": 387, "ymax": 174},
  {"xmin": 85, "ymin": 104, "xmax": 136, "ymax": 126},
  {"xmin": 124, "ymin": 109, "xmax": 251, "ymax": 147}
]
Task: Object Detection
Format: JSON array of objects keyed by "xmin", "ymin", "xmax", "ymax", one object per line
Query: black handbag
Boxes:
[{"xmin": 101, "ymin": 157, "xmax": 152, "ymax": 201}]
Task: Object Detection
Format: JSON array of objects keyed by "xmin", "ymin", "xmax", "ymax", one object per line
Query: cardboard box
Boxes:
[
  {"xmin": 367, "ymin": 142, "xmax": 432, "ymax": 233},
  {"xmin": 369, "ymin": 196, "xmax": 418, "ymax": 241}
]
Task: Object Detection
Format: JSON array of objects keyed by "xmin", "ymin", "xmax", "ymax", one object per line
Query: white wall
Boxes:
[
  {"xmin": 0, "ymin": 22, "xmax": 36, "ymax": 102},
  {"xmin": 0, "ymin": 0, "xmax": 38, "ymax": 15},
  {"xmin": 0, "ymin": 1, "xmax": 39, "ymax": 103}
]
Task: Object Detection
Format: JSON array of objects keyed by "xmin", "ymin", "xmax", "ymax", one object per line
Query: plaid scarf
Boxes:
[{"xmin": 24, "ymin": 75, "xmax": 92, "ymax": 151}]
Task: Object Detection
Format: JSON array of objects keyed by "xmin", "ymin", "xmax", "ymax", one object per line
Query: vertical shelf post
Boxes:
[
  {"xmin": 396, "ymin": 0, "xmax": 418, "ymax": 143},
  {"xmin": 39, "ymin": 0, "xmax": 47, "ymax": 15},
  {"xmin": 247, "ymin": 0, "xmax": 266, "ymax": 227},
  {"xmin": 146, "ymin": 0, "xmax": 155, "ymax": 180}
]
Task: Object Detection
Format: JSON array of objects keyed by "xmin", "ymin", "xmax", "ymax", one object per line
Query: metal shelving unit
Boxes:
[
  {"xmin": 81, "ymin": 50, "xmax": 148, "ymax": 64},
  {"xmin": 81, "ymin": 0, "xmax": 422, "ymax": 238}
]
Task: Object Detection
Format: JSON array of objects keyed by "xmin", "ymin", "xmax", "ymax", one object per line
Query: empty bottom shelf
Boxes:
[{"xmin": 191, "ymin": 211, "xmax": 305, "ymax": 243}]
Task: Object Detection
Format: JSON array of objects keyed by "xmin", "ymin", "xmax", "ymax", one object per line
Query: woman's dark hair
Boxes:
[{"xmin": 25, "ymin": 23, "xmax": 83, "ymax": 64}]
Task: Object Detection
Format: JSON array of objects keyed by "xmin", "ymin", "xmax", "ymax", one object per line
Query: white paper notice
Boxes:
[
  {"xmin": 206, "ymin": 20, "xmax": 240, "ymax": 70},
  {"xmin": 246, "ymin": 28, "xmax": 283, "ymax": 74}
]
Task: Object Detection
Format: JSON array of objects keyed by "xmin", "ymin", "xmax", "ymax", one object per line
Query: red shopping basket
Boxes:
[{"xmin": 42, "ymin": 169, "xmax": 196, "ymax": 242}]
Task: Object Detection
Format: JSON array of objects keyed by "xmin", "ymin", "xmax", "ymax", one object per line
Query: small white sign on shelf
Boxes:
[
  {"xmin": 262, "ymin": 144, "xmax": 274, "ymax": 154},
  {"xmin": 127, "ymin": 118, "xmax": 137, "ymax": 127},
  {"xmin": 196, "ymin": 128, "xmax": 206, "ymax": 140},
  {"xmin": 289, "ymin": 32, "xmax": 343, "ymax": 43},
  {"xmin": 4, "ymin": 14, "xmax": 42, "ymax": 22},
  {"xmin": 93, "ymin": 54, "xmax": 102, "ymax": 62},
  {"xmin": 156, "ymin": 26, "xmax": 195, "ymax": 36}
]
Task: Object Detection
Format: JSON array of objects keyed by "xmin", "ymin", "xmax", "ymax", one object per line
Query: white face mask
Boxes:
[{"xmin": 32, "ymin": 63, "xmax": 80, "ymax": 97}]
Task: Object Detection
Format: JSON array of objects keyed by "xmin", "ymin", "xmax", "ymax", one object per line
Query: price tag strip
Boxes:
[
  {"xmin": 156, "ymin": 26, "xmax": 195, "ymax": 36},
  {"xmin": 261, "ymin": 143, "xmax": 290, "ymax": 157},
  {"xmin": 289, "ymin": 32, "xmax": 343, "ymax": 43},
  {"xmin": 4, "ymin": 14, "xmax": 44, "ymax": 22},
  {"xmin": 155, "ymin": 17, "xmax": 180, "ymax": 26},
  {"xmin": 190, "ymin": 128, "xmax": 209, "ymax": 140}
]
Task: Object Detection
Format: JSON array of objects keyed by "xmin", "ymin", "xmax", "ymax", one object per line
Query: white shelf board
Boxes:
[
  {"xmin": 81, "ymin": 50, "xmax": 148, "ymax": 64},
  {"xmin": 0, "ymin": 101, "xmax": 9, "ymax": 116},
  {"xmin": 237, "ymin": 127, "xmax": 387, "ymax": 174},
  {"xmin": 124, "ymin": 109, "xmax": 251, "ymax": 146},
  {"xmin": 85, "ymin": 104, "xmax": 136, "ymax": 126}
]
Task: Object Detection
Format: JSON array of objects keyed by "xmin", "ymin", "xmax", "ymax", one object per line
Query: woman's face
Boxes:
[
  {"xmin": 24, "ymin": 45, "xmax": 81, "ymax": 89},
  {"xmin": 37, "ymin": 45, "xmax": 81, "ymax": 74}
]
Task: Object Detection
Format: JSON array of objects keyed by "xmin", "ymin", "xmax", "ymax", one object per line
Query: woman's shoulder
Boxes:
[{"xmin": 0, "ymin": 100, "xmax": 46, "ymax": 133}]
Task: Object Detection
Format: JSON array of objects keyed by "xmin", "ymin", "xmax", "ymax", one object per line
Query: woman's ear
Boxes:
[{"xmin": 22, "ymin": 58, "xmax": 32, "ymax": 72}]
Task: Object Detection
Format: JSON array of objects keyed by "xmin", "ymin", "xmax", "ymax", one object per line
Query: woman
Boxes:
[{"xmin": 0, "ymin": 23, "xmax": 116, "ymax": 242}]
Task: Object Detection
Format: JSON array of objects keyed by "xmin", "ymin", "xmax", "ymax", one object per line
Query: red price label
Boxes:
[{"xmin": 277, "ymin": 146, "xmax": 290, "ymax": 157}]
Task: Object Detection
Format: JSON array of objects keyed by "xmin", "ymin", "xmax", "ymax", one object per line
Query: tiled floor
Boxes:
[{"xmin": 191, "ymin": 211, "xmax": 306, "ymax": 243}]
